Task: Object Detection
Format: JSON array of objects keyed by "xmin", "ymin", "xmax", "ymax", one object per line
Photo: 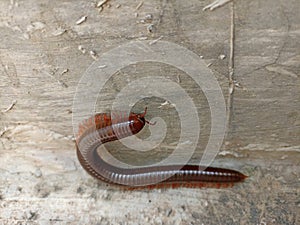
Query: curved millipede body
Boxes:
[{"xmin": 75, "ymin": 108, "xmax": 247, "ymax": 188}]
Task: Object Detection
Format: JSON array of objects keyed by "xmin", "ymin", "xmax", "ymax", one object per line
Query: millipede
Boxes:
[{"xmin": 75, "ymin": 107, "xmax": 247, "ymax": 189}]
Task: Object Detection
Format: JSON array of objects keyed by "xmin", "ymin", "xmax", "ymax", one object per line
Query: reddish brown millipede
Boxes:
[{"xmin": 75, "ymin": 107, "xmax": 247, "ymax": 188}]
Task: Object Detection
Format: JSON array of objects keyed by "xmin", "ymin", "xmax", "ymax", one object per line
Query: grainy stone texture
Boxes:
[{"xmin": 0, "ymin": 0, "xmax": 299, "ymax": 224}]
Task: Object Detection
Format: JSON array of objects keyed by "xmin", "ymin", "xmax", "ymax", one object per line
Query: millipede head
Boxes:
[{"xmin": 138, "ymin": 107, "xmax": 156, "ymax": 125}]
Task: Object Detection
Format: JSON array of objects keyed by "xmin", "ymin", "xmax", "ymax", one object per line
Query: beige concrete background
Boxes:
[{"xmin": 0, "ymin": 0, "xmax": 299, "ymax": 224}]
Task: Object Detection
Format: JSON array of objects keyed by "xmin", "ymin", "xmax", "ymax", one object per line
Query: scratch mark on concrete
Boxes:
[
  {"xmin": 0, "ymin": 53, "xmax": 19, "ymax": 87},
  {"xmin": 226, "ymin": 1, "xmax": 235, "ymax": 135},
  {"xmin": 203, "ymin": 0, "xmax": 233, "ymax": 11}
]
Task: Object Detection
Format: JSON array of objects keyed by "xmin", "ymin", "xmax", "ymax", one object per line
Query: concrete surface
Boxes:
[{"xmin": 0, "ymin": 0, "xmax": 299, "ymax": 224}]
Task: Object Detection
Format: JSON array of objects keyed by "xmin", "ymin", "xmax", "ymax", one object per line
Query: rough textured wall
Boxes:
[{"xmin": 0, "ymin": 0, "xmax": 299, "ymax": 224}]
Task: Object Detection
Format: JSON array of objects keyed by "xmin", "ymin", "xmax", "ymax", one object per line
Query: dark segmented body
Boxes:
[{"xmin": 75, "ymin": 108, "xmax": 247, "ymax": 188}]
